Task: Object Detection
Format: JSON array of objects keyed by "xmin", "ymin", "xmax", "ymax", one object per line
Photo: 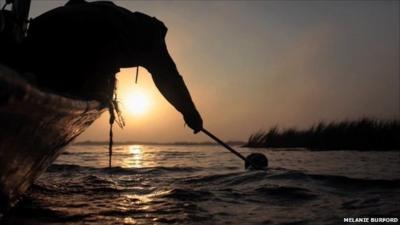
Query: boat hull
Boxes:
[{"xmin": 0, "ymin": 65, "xmax": 105, "ymax": 211}]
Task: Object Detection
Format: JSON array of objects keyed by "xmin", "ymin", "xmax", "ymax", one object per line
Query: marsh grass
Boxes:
[{"xmin": 245, "ymin": 118, "xmax": 399, "ymax": 150}]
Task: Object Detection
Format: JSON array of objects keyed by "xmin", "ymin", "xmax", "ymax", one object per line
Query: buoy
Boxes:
[{"xmin": 245, "ymin": 153, "xmax": 268, "ymax": 170}]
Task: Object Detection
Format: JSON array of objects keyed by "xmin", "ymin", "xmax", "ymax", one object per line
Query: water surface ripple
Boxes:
[{"xmin": 2, "ymin": 145, "xmax": 399, "ymax": 224}]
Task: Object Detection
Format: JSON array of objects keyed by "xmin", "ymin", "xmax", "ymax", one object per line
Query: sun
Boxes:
[{"xmin": 122, "ymin": 89, "xmax": 151, "ymax": 116}]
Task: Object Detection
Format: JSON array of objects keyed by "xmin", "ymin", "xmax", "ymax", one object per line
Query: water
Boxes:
[{"xmin": 2, "ymin": 145, "xmax": 400, "ymax": 225}]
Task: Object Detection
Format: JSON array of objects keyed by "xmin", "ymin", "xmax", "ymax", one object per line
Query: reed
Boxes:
[{"xmin": 245, "ymin": 118, "xmax": 400, "ymax": 150}]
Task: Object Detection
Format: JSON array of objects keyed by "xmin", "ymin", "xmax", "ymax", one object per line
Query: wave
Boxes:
[
  {"xmin": 181, "ymin": 169, "xmax": 400, "ymax": 190},
  {"xmin": 160, "ymin": 188, "xmax": 214, "ymax": 202},
  {"xmin": 101, "ymin": 166, "xmax": 201, "ymax": 175},
  {"xmin": 262, "ymin": 170, "xmax": 400, "ymax": 189},
  {"xmin": 45, "ymin": 164, "xmax": 400, "ymax": 196},
  {"xmin": 254, "ymin": 186, "xmax": 318, "ymax": 200},
  {"xmin": 45, "ymin": 164, "xmax": 95, "ymax": 173},
  {"xmin": 46, "ymin": 164, "xmax": 200, "ymax": 174},
  {"xmin": 307, "ymin": 173, "xmax": 400, "ymax": 190}
]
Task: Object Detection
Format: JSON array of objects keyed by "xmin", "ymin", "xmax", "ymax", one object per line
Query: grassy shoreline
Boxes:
[{"xmin": 244, "ymin": 118, "xmax": 399, "ymax": 151}]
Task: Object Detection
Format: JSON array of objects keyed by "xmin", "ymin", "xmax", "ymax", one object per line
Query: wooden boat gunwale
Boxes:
[{"xmin": 0, "ymin": 64, "xmax": 104, "ymax": 113}]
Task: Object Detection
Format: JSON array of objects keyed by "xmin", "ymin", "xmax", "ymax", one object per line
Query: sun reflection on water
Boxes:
[
  {"xmin": 123, "ymin": 217, "xmax": 136, "ymax": 224},
  {"xmin": 129, "ymin": 145, "xmax": 142, "ymax": 155},
  {"xmin": 126, "ymin": 145, "xmax": 143, "ymax": 168}
]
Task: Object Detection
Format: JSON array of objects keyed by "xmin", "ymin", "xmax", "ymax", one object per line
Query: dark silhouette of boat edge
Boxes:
[{"xmin": 0, "ymin": 64, "xmax": 106, "ymax": 212}]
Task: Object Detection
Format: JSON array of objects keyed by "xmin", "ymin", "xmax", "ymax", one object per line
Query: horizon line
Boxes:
[{"xmin": 73, "ymin": 140, "xmax": 246, "ymax": 146}]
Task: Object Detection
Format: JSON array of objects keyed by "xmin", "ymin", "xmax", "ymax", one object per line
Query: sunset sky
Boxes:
[{"xmin": 20, "ymin": 0, "xmax": 399, "ymax": 142}]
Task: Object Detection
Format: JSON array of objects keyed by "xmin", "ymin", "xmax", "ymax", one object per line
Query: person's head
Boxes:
[{"xmin": 245, "ymin": 153, "xmax": 268, "ymax": 170}]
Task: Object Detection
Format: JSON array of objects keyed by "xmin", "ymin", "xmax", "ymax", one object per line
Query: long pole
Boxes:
[{"xmin": 201, "ymin": 128, "xmax": 265, "ymax": 170}]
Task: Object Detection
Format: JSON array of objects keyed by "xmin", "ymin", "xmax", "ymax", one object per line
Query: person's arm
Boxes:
[
  {"xmin": 117, "ymin": 11, "xmax": 203, "ymax": 132},
  {"xmin": 146, "ymin": 50, "xmax": 203, "ymax": 133}
]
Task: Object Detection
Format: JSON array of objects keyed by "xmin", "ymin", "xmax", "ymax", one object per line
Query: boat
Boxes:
[
  {"xmin": 0, "ymin": 64, "xmax": 106, "ymax": 211},
  {"xmin": 0, "ymin": 0, "xmax": 107, "ymax": 212}
]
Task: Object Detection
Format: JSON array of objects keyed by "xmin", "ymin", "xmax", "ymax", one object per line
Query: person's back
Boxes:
[
  {"xmin": 25, "ymin": 1, "xmax": 154, "ymax": 100},
  {"xmin": 23, "ymin": 0, "xmax": 203, "ymax": 133}
]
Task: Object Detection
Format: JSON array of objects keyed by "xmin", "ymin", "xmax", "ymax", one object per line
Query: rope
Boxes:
[
  {"xmin": 135, "ymin": 66, "xmax": 139, "ymax": 84},
  {"xmin": 108, "ymin": 100, "xmax": 115, "ymax": 168},
  {"xmin": 107, "ymin": 78, "xmax": 125, "ymax": 168}
]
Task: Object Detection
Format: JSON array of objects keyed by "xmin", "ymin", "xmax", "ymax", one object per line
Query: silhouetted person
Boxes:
[{"xmin": 23, "ymin": 0, "xmax": 202, "ymax": 133}]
